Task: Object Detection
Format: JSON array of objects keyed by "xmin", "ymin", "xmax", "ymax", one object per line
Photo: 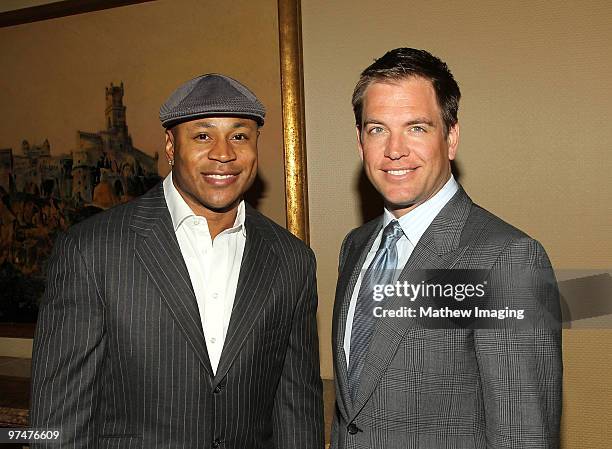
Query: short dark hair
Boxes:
[{"xmin": 352, "ymin": 48, "xmax": 461, "ymax": 135}]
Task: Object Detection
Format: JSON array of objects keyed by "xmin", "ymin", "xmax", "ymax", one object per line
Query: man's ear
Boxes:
[
  {"xmin": 447, "ymin": 122, "xmax": 460, "ymax": 161},
  {"xmin": 356, "ymin": 126, "xmax": 364, "ymax": 161},
  {"xmin": 165, "ymin": 129, "xmax": 175, "ymax": 163}
]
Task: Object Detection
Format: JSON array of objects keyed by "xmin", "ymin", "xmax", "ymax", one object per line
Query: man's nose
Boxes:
[
  {"xmin": 208, "ymin": 139, "xmax": 237, "ymax": 162},
  {"xmin": 385, "ymin": 132, "xmax": 410, "ymax": 160}
]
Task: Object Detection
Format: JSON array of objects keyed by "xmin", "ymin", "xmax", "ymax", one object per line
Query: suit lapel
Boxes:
[
  {"xmin": 130, "ymin": 183, "xmax": 213, "ymax": 376},
  {"xmin": 350, "ymin": 187, "xmax": 474, "ymax": 418},
  {"xmin": 333, "ymin": 218, "xmax": 382, "ymax": 419},
  {"xmin": 213, "ymin": 206, "xmax": 279, "ymax": 386}
]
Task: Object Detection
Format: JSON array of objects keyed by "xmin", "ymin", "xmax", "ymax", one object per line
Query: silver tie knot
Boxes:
[{"xmin": 380, "ymin": 220, "xmax": 404, "ymax": 250}]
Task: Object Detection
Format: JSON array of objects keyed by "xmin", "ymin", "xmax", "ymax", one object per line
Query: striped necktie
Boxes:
[{"xmin": 348, "ymin": 219, "xmax": 404, "ymax": 400}]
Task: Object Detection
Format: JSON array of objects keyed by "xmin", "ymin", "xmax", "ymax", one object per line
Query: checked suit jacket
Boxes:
[
  {"xmin": 30, "ymin": 183, "xmax": 324, "ymax": 449},
  {"xmin": 331, "ymin": 186, "xmax": 562, "ymax": 449}
]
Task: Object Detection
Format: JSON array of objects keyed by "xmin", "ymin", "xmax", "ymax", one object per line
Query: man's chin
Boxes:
[
  {"xmin": 202, "ymin": 197, "xmax": 242, "ymax": 214},
  {"xmin": 383, "ymin": 193, "xmax": 419, "ymax": 209},
  {"xmin": 383, "ymin": 196, "xmax": 423, "ymax": 216}
]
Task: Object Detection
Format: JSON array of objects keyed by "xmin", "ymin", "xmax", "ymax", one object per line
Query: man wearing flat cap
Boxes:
[{"xmin": 31, "ymin": 74, "xmax": 325, "ymax": 449}]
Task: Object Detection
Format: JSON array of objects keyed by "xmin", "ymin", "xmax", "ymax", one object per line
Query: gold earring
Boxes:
[{"xmin": 168, "ymin": 159, "xmax": 174, "ymax": 166}]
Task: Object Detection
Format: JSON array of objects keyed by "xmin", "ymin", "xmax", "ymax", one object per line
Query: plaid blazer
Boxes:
[
  {"xmin": 30, "ymin": 183, "xmax": 324, "ymax": 449},
  {"xmin": 331, "ymin": 187, "xmax": 562, "ymax": 449}
]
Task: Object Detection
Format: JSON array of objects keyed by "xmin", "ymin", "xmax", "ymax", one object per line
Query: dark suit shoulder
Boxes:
[
  {"xmin": 466, "ymin": 202, "xmax": 552, "ymax": 267},
  {"xmin": 246, "ymin": 205, "xmax": 315, "ymax": 262},
  {"xmin": 467, "ymin": 202, "xmax": 533, "ymax": 241},
  {"xmin": 58, "ymin": 192, "xmax": 158, "ymax": 266},
  {"xmin": 342, "ymin": 215, "xmax": 381, "ymax": 245},
  {"xmin": 335, "ymin": 217, "xmax": 381, "ymax": 269},
  {"xmin": 62, "ymin": 201, "xmax": 142, "ymax": 259},
  {"xmin": 64, "ymin": 183, "xmax": 162, "ymax": 241},
  {"xmin": 67, "ymin": 200, "xmax": 134, "ymax": 235}
]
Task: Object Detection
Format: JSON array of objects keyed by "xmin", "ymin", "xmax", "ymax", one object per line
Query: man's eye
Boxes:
[
  {"xmin": 410, "ymin": 126, "xmax": 426, "ymax": 133},
  {"xmin": 231, "ymin": 134, "xmax": 248, "ymax": 141},
  {"xmin": 196, "ymin": 133, "xmax": 210, "ymax": 140},
  {"xmin": 368, "ymin": 126, "xmax": 385, "ymax": 135}
]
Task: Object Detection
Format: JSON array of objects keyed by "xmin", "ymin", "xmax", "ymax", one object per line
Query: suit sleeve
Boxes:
[
  {"xmin": 272, "ymin": 249, "xmax": 325, "ymax": 449},
  {"xmin": 337, "ymin": 231, "xmax": 353, "ymax": 274},
  {"xmin": 329, "ymin": 231, "xmax": 353, "ymax": 449},
  {"xmin": 474, "ymin": 237, "xmax": 562, "ymax": 449},
  {"xmin": 30, "ymin": 232, "xmax": 106, "ymax": 449}
]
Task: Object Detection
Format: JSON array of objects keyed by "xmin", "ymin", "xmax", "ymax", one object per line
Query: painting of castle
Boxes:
[{"xmin": 0, "ymin": 83, "xmax": 161, "ymax": 324}]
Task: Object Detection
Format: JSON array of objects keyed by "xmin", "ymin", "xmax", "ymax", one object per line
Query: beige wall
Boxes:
[
  {"xmin": 302, "ymin": 0, "xmax": 611, "ymax": 446},
  {"xmin": 0, "ymin": 0, "xmax": 285, "ymax": 355}
]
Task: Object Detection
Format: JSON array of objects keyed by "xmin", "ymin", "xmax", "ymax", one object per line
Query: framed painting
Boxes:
[{"xmin": 0, "ymin": 0, "xmax": 308, "ymax": 338}]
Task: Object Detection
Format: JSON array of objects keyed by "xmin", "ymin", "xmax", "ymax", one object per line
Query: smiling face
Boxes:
[
  {"xmin": 165, "ymin": 117, "xmax": 258, "ymax": 218},
  {"xmin": 357, "ymin": 77, "xmax": 459, "ymax": 218}
]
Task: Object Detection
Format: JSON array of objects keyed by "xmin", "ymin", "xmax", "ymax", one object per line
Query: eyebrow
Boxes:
[{"xmin": 363, "ymin": 117, "xmax": 436, "ymax": 128}]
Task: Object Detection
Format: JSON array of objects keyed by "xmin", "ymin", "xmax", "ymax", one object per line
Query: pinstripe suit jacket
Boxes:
[
  {"xmin": 331, "ymin": 187, "xmax": 562, "ymax": 449},
  {"xmin": 30, "ymin": 183, "xmax": 324, "ymax": 449}
]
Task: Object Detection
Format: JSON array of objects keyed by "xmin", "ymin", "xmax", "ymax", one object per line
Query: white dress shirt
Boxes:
[
  {"xmin": 344, "ymin": 175, "xmax": 459, "ymax": 366},
  {"xmin": 163, "ymin": 172, "xmax": 246, "ymax": 374}
]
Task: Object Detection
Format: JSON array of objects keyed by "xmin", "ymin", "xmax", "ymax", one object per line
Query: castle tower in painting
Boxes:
[
  {"xmin": 104, "ymin": 82, "xmax": 133, "ymax": 152},
  {"xmin": 105, "ymin": 83, "xmax": 128, "ymax": 138}
]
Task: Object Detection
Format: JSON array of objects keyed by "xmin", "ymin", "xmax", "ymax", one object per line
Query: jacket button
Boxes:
[
  {"xmin": 347, "ymin": 423, "xmax": 359, "ymax": 434},
  {"xmin": 214, "ymin": 383, "xmax": 225, "ymax": 394},
  {"xmin": 212, "ymin": 438, "xmax": 221, "ymax": 448}
]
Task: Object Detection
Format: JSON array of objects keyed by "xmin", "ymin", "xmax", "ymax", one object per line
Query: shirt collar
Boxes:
[
  {"xmin": 163, "ymin": 171, "xmax": 247, "ymax": 237},
  {"xmin": 383, "ymin": 174, "xmax": 459, "ymax": 246}
]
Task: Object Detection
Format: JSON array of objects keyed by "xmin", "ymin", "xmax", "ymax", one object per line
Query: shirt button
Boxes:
[
  {"xmin": 212, "ymin": 292, "xmax": 219, "ymax": 299},
  {"xmin": 210, "ymin": 337, "xmax": 217, "ymax": 344}
]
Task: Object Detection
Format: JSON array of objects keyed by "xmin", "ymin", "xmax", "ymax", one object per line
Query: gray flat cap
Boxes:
[{"xmin": 159, "ymin": 74, "xmax": 265, "ymax": 128}]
